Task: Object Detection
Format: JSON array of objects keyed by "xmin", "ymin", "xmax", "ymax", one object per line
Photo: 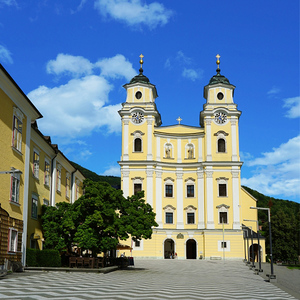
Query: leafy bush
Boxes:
[{"xmin": 26, "ymin": 249, "xmax": 61, "ymax": 267}]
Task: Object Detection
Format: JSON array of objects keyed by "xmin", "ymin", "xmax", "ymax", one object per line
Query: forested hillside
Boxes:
[{"xmin": 71, "ymin": 162, "xmax": 121, "ymax": 188}]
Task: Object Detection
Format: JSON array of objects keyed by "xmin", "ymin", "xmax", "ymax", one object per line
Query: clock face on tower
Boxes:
[
  {"xmin": 131, "ymin": 111, "xmax": 144, "ymax": 124},
  {"xmin": 214, "ymin": 112, "xmax": 227, "ymax": 124}
]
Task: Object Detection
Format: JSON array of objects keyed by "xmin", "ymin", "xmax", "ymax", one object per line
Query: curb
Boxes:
[{"xmin": 24, "ymin": 266, "xmax": 119, "ymax": 274}]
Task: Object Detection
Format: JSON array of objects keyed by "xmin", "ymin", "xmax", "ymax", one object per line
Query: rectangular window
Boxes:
[
  {"xmin": 134, "ymin": 183, "xmax": 142, "ymax": 195},
  {"xmin": 76, "ymin": 180, "xmax": 80, "ymax": 200},
  {"xmin": 66, "ymin": 174, "xmax": 70, "ymax": 199},
  {"xmin": 31, "ymin": 197, "xmax": 38, "ymax": 219},
  {"xmin": 187, "ymin": 185, "xmax": 194, "ymax": 197},
  {"xmin": 166, "ymin": 212, "xmax": 173, "ymax": 224},
  {"xmin": 43, "ymin": 199, "xmax": 49, "ymax": 206},
  {"xmin": 187, "ymin": 212, "xmax": 195, "ymax": 224},
  {"xmin": 33, "ymin": 152, "xmax": 39, "ymax": 178},
  {"xmin": 44, "ymin": 161, "xmax": 50, "ymax": 186},
  {"xmin": 12, "ymin": 116, "xmax": 22, "ymax": 152},
  {"xmin": 135, "ymin": 240, "xmax": 140, "ymax": 247},
  {"xmin": 219, "ymin": 184, "xmax": 227, "ymax": 197},
  {"xmin": 8, "ymin": 229, "xmax": 18, "ymax": 252},
  {"xmin": 221, "ymin": 242, "xmax": 227, "ymax": 248},
  {"xmin": 10, "ymin": 175, "xmax": 20, "ymax": 203},
  {"xmin": 57, "ymin": 168, "xmax": 61, "ymax": 192},
  {"xmin": 219, "ymin": 212, "xmax": 228, "ymax": 224},
  {"xmin": 165, "ymin": 185, "xmax": 173, "ymax": 197}
]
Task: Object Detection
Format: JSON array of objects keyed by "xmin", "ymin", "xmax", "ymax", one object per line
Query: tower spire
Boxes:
[
  {"xmin": 216, "ymin": 54, "xmax": 221, "ymax": 74},
  {"xmin": 139, "ymin": 54, "xmax": 144, "ymax": 74}
]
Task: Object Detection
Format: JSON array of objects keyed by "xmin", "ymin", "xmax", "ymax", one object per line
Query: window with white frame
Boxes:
[
  {"xmin": 164, "ymin": 177, "xmax": 174, "ymax": 197},
  {"xmin": 75, "ymin": 179, "xmax": 80, "ymax": 200},
  {"xmin": 10, "ymin": 174, "xmax": 20, "ymax": 203},
  {"xmin": 217, "ymin": 204, "xmax": 230, "ymax": 224},
  {"xmin": 218, "ymin": 240, "xmax": 230, "ymax": 251},
  {"xmin": 56, "ymin": 164, "xmax": 62, "ymax": 192},
  {"xmin": 217, "ymin": 177, "xmax": 228, "ymax": 197},
  {"xmin": 185, "ymin": 178, "xmax": 195, "ymax": 198},
  {"xmin": 43, "ymin": 198, "xmax": 49, "ymax": 206},
  {"xmin": 12, "ymin": 111, "xmax": 23, "ymax": 152},
  {"xmin": 132, "ymin": 177, "xmax": 143, "ymax": 196},
  {"xmin": 31, "ymin": 195, "xmax": 38, "ymax": 219},
  {"xmin": 66, "ymin": 173, "xmax": 70, "ymax": 199},
  {"xmin": 33, "ymin": 151, "xmax": 39, "ymax": 178},
  {"xmin": 163, "ymin": 205, "xmax": 176, "ymax": 224},
  {"xmin": 131, "ymin": 131, "xmax": 144, "ymax": 152},
  {"xmin": 185, "ymin": 205, "xmax": 197, "ymax": 224},
  {"xmin": 164, "ymin": 142, "xmax": 173, "ymax": 159},
  {"xmin": 44, "ymin": 160, "xmax": 50, "ymax": 186},
  {"xmin": 8, "ymin": 228, "xmax": 18, "ymax": 252},
  {"xmin": 214, "ymin": 131, "xmax": 228, "ymax": 153}
]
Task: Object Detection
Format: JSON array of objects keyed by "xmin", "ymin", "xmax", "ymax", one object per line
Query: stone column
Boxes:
[
  {"xmin": 147, "ymin": 118, "xmax": 153, "ymax": 160},
  {"xmin": 206, "ymin": 169, "xmax": 214, "ymax": 229},
  {"xmin": 176, "ymin": 169, "xmax": 184, "ymax": 229},
  {"xmin": 231, "ymin": 118, "xmax": 238, "ymax": 161},
  {"xmin": 155, "ymin": 168, "xmax": 163, "ymax": 228},
  {"xmin": 177, "ymin": 138, "xmax": 182, "ymax": 163},
  {"xmin": 123, "ymin": 118, "xmax": 129, "ymax": 161},
  {"xmin": 232, "ymin": 169, "xmax": 240, "ymax": 229},
  {"xmin": 197, "ymin": 168, "xmax": 205, "ymax": 228},
  {"xmin": 122, "ymin": 168, "xmax": 130, "ymax": 198},
  {"xmin": 146, "ymin": 167, "xmax": 154, "ymax": 207},
  {"xmin": 205, "ymin": 119, "xmax": 212, "ymax": 161}
]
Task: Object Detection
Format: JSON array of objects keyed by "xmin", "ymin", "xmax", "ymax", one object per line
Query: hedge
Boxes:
[{"xmin": 26, "ymin": 249, "xmax": 61, "ymax": 267}]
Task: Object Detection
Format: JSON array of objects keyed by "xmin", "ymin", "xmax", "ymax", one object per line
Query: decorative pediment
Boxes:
[
  {"xmin": 185, "ymin": 177, "xmax": 195, "ymax": 182},
  {"xmin": 131, "ymin": 130, "xmax": 145, "ymax": 136},
  {"xmin": 214, "ymin": 130, "xmax": 229, "ymax": 136},
  {"xmin": 163, "ymin": 205, "xmax": 176, "ymax": 212},
  {"xmin": 216, "ymin": 204, "xmax": 230, "ymax": 209},
  {"xmin": 164, "ymin": 177, "xmax": 175, "ymax": 182},
  {"xmin": 184, "ymin": 205, "xmax": 197, "ymax": 211}
]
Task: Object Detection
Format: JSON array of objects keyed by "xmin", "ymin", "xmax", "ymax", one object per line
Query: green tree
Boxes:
[
  {"xmin": 41, "ymin": 179, "xmax": 158, "ymax": 256},
  {"xmin": 41, "ymin": 201, "xmax": 75, "ymax": 253},
  {"xmin": 263, "ymin": 209, "xmax": 298, "ymax": 261}
]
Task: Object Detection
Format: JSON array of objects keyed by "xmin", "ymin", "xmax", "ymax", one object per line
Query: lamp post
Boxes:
[
  {"xmin": 242, "ymin": 226, "xmax": 249, "ymax": 264},
  {"xmin": 244, "ymin": 219, "xmax": 263, "ymax": 273},
  {"xmin": 250, "ymin": 206, "xmax": 276, "ymax": 282}
]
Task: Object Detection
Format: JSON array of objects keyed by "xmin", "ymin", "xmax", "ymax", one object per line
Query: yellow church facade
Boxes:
[{"xmin": 119, "ymin": 56, "xmax": 265, "ymax": 260}]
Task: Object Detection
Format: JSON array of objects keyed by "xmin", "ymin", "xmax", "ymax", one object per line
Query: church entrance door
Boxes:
[
  {"xmin": 164, "ymin": 239, "xmax": 175, "ymax": 259},
  {"xmin": 186, "ymin": 239, "xmax": 196, "ymax": 259}
]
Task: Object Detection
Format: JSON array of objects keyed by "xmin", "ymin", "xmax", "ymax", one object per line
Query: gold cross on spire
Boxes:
[
  {"xmin": 216, "ymin": 54, "xmax": 220, "ymax": 68},
  {"xmin": 176, "ymin": 116, "xmax": 182, "ymax": 124},
  {"xmin": 139, "ymin": 54, "xmax": 144, "ymax": 69}
]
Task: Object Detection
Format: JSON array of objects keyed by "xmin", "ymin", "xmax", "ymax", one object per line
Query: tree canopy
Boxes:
[{"xmin": 41, "ymin": 180, "xmax": 158, "ymax": 256}]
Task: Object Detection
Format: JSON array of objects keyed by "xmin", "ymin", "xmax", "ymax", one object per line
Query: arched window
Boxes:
[
  {"xmin": 134, "ymin": 138, "xmax": 142, "ymax": 152},
  {"xmin": 218, "ymin": 138, "xmax": 226, "ymax": 152}
]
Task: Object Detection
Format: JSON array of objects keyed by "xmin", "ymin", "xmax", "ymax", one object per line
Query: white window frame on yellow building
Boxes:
[
  {"xmin": 66, "ymin": 172, "xmax": 71, "ymax": 199},
  {"xmin": 185, "ymin": 177, "xmax": 195, "ymax": 198},
  {"xmin": 164, "ymin": 205, "xmax": 176, "ymax": 224},
  {"xmin": 216, "ymin": 177, "xmax": 228, "ymax": 197},
  {"xmin": 164, "ymin": 177, "xmax": 174, "ymax": 198},
  {"xmin": 31, "ymin": 194, "xmax": 38, "ymax": 220},
  {"xmin": 10, "ymin": 173, "xmax": 20, "ymax": 204},
  {"xmin": 217, "ymin": 204, "xmax": 230, "ymax": 224},
  {"xmin": 44, "ymin": 159, "xmax": 50, "ymax": 186},
  {"xmin": 8, "ymin": 228, "xmax": 18, "ymax": 253},
  {"xmin": 12, "ymin": 107, "xmax": 24, "ymax": 153},
  {"xmin": 214, "ymin": 131, "xmax": 228, "ymax": 153},
  {"xmin": 185, "ymin": 205, "xmax": 197, "ymax": 224},
  {"xmin": 131, "ymin": 130, "xmax": 144, "ymax": 153},
  {"xmin": 56, "ymin": 164, "xmax": 62, "ymax": 192},
  {"xmin": 33, "ymin": 149, "xmax": 40, "ymax": 179}
]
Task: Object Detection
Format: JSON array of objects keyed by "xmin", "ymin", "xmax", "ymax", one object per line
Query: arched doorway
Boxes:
[
  {"xmin": 249, "ymin": 244, "xmax": 262, "ymax": 262},
  {"xmin": 164, "ymin": 239, "xmax": 175, "ymax": 259},
  {"xmin": 186, "ymin": 239, "xmax": 196, "ymax": 259}
]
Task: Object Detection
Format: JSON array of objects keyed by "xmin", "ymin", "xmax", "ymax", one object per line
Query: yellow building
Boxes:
[
  {"xmin": 118, "ymin": 56, "xmax": 265, "ymax": 260},
  {"xmin": 0, "ymin": 63, "xmax": 84, "ymax": 267}
]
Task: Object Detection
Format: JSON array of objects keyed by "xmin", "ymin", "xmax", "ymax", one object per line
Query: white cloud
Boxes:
[
  {"xmin": 103, "ymin": 165, "xmax": 121, "ymax": 176},
  {"xmin": 176, "ymin": 51, "xmax": 192, "ymax": 65},
  {"xmin": 0, "ymin": 0, "xmax": 17, "ymax": 7},
  {"xmin": 28, "ymin": 53, "xmax": 135, "ymax": 140},
  {"xmin": 96, "ymin": 54, "xmax": 136, "ymax": 80},
  {"xmin": 267, "ymin": 86, "xmax": 280, "ymax": 95},
  {"xmin": 0, "ymin": 45, "xmax": 13, "ymax": 64},
  {"xmin": 283, "ymin": 96, "xmax": 300, "ymax": 118},
  {"xmin": 47, "ymin": 53, "xmax": 93, "ymax": 77},
  {"xmin": 182, "ymin": 68, "xmax": 202, "ymax": 81},
  {"xmin": 94, "ymin": 0, "xmax": 173, "ymax": 29},
  {"xmin": 242, "ymin": 135, "xmax": 300, "ymax": 199}
]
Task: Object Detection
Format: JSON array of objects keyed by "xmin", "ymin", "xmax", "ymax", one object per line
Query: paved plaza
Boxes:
[{"xmin": 0, "ymin": 260, "xmax": 298, "ymax": 300}]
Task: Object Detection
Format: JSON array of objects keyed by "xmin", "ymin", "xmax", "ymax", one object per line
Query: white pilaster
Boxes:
[
  {"xmin": 232, "ymin": 168, "xmax": 240, "ymax": 229},
  {"xmin": 51, "ymin": 157, "xmax": 57, "ymax": 207},
  {"xmin": 176, "ymin": 169, "xmax": 184, "ymax": 229},
  {"xmin": 197, "ymin": 169, "xmax": 205, "ymax": 228},
  {"xmin": 146, "ymin": 167, "xmax": 154, "ymax": 206},
  {"xmin": 231, "ymin": 118, "xmax": 238, "ymax": 161},
  {"xmin": 155, "ymin": 168, "xmax": 163, "ymax": 228},
  {"xmin": 156, "ymin": 136, "xmax": 161, "ymax": 161},
  {"xmin": 205, "ymin": 119, "xmax": 212, "ymax": 161},
  {"xmin": 198, "ymin": 137, "xmax": 203, "ymax": 162},
  {"xmin": 22, "ymin": 116, "xmax": 31, "ymax": 266},
  {"xmin": 206, "ymin": 168, "xmax": 214, "ymax": 229},
  {"xmin": 177, "ymin": 138, "xmax": 182, "ymax": 163},
  {"xmin": 122, "ymin": 168, "xmax": 130, "ymax": 198},
  {"xmin": 147, "ymin": 118, "xmax": 153, "ymax": 160},
  {"xmin": 123, "ymin": 118, "xmax": 129, "ymax": 161}
]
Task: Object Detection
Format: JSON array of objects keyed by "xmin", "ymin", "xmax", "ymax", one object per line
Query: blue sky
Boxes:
[{"xmin": 1, "ymin": 0, "xmax": 299, "ymax": 203}]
